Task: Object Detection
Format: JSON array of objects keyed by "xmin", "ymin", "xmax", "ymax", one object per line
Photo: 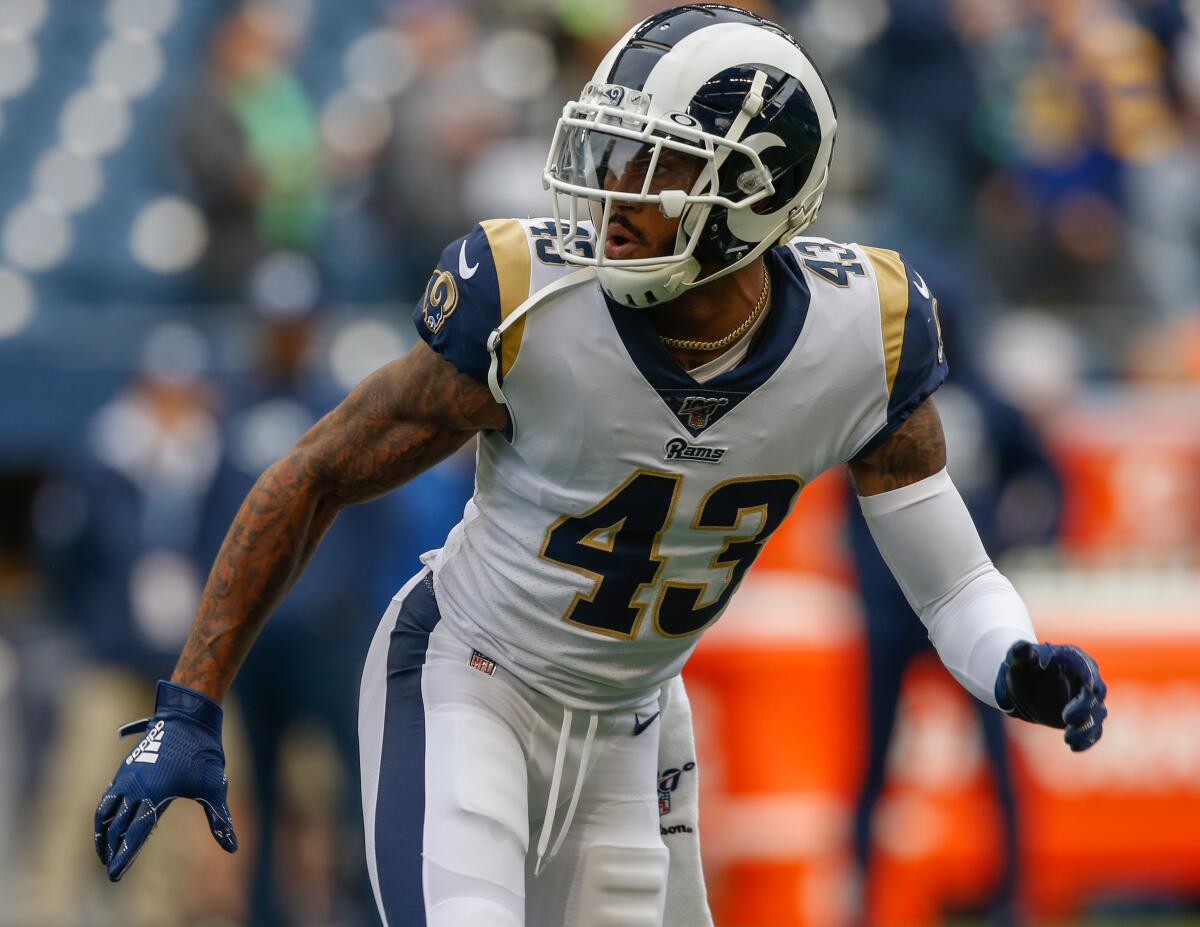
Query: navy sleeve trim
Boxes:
[{"xmin": 413, "ymin": 224, "xmax": 503, "ymax": 385}]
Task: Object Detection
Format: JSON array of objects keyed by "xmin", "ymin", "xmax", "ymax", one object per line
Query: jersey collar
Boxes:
[{"xmin": 603, "ymin": 247, "xmax": 811, "ymax": 436}]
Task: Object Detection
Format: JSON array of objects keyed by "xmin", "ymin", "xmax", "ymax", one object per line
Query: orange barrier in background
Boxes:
[
  {"xmin": 687, "ymin": 570, "xmax": 1200, "ymax": 925},
  {"xmin": 683, "ymin": 393, "xmax": 1200, "ymax": 924},
  {"xmin": 861, "ymin": 661, "xmax": 1006, "ymax": 927},
  {"xmin": 1047, "ymin": 386, "xmax": 1200, "ymax": 559},
  {"xmin": 1005, "ymin": 583, "xmax": 1200, "ymax": 919},
  {"xmin": 685, "ymin": 572, "xmax": 863, "ymax": 926}
]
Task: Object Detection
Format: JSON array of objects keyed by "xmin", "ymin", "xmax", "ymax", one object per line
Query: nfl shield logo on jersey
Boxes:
[{"xmin": 468, "ymin": 650, "xmax": 496, "ymax": 676}]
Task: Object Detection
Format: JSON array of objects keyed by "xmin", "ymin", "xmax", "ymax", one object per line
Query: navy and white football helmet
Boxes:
[{"xmin": 543, "ymin": 3, "xmax": 837, "ymax": 308}]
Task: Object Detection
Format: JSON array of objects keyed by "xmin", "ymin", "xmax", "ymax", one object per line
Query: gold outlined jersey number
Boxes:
[
  {"xmin": 540, "ymin": 472, "xmax": 803, "ymax": 640},
  {"xmin": 655, "ymin": 476, "xmax": 803, "ymax": 637},
  {"xmin": 531, "ymin": 220, "xmax": 595, "ymax": 266},
  {"xmin": 796, "ymin": 241, "xmax": 866, "ymax": 287},
  {"xmin": 541, "ymin": 471, "xmax": 680, "ymax": 639}
]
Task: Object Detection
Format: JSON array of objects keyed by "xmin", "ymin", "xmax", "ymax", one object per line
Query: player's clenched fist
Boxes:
[
  {"xmin": 94, "ymin": 681, "xmax": 238, "ymax": 881},
  {"xmin": 996, "ymin": 641, "xmax": 1108, "ymax": 752}
]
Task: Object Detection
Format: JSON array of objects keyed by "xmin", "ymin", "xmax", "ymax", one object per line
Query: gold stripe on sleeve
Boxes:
[
  {"xmin": 862, "ymin": 246, "xmax": 909, "ymax": 395},
  {"xmin": 480, "ymin": 218, "xmax": 533, "ymax": 377}
]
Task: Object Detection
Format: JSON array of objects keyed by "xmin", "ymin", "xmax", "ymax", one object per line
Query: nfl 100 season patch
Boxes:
[
  {"xmin": 658, "ymin": 760, "xmax": 696, "ymax": 820},
  {"xmin": 675, "ymin": 395, "xmax": 728, "ymax": 431}
]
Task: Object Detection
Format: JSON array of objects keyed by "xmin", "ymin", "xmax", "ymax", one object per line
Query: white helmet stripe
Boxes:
[
  {"xmin": 638, "ymin": 22, "xmax": 834, "ymax": 135},
  {"xmin": 593, "ymin": 17, "xmax": 650, "ymax": 85}
]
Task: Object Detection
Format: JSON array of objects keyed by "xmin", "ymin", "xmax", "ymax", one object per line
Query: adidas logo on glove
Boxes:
[{"xmin": 125, "ymin": 720, "xmax": 165, "ymax": 766}]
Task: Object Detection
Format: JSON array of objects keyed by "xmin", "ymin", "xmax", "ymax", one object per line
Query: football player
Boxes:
[{"xmin": 95, "ymin": 6, "xmax": 1107, "ymax": 926}]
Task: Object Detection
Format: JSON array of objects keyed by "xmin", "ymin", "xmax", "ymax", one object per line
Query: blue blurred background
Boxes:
[{"xmin": 0, "ymin": 1, "xmax": 1198, "ymax": 925}]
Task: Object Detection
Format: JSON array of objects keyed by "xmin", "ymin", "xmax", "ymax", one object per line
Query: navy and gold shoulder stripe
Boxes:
[
  {"xmin": 858, "ymin": 247, "xmax": 948, "ymax": 455},
  {"xmin": 480, "ymin": 219, "xmax": 532, "ymax": 380},
  {"xmin": 413, "ymin": 219, "xmax": 533, "ymax": 384}
]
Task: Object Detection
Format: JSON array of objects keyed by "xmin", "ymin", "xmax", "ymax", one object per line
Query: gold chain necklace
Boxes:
[{"xmin": 659, "ymin": 268, "xmax": 771, "ymax": 353}]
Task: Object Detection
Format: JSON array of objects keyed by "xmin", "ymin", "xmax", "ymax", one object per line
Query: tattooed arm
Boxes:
[
  {"xmin": 172, "ymin": 341, "xmax": 506, "ymax": 701},
  {"xmin": 848, "ymin": 398, "xmax": 947, "ymax": 495}
]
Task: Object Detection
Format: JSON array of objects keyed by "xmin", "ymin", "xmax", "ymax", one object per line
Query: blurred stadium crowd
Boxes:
[{"xmin": 0, "ymin": 0, "xmax": 1197, "ymax": 925}]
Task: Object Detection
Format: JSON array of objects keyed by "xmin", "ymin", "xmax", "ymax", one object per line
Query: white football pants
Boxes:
[{"xmin": 359, "ymin": 569, "xmax": 675, "ymax": 926}]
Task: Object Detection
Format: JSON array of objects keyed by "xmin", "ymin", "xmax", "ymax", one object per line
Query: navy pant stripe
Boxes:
[{"xmin": 376, "ymin": 574, "xmax": 442, "ymax": 925}]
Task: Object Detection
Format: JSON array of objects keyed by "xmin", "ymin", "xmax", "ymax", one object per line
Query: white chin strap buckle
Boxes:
[{"xmin": 658, "ymin": 189, "xmax": 687, "ymax": 219}]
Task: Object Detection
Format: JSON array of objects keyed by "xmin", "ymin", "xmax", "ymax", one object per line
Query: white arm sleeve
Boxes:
[{"xmin": 858, "ymin": 468, "xmax": 1037, "ymax": 708}]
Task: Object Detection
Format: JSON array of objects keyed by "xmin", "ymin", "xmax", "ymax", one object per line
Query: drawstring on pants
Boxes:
[{"xmin": 533, "ymin": 707, "xmax": 598, "ymax": 876}]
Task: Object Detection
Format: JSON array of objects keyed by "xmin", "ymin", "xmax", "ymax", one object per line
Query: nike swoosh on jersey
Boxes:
[
  {"xmin": 459, "ymin": 240, "xmax": 480, "ymax": 279},
  {"xmin": 633, "ymin": 711, "xmax": 661, "ymax": 736}
]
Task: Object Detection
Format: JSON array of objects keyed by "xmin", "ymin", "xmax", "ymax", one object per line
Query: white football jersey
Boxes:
[{"xmin": 414, "ymin": 218, "xmax": 945, "ymax": 710}]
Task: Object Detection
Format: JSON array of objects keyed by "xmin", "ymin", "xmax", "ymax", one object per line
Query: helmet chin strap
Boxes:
[{"xmin": 597, "ymin": 70, "xmax": 772, "ymax": 310}]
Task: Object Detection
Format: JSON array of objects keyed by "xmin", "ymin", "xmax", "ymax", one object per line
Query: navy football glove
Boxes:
[
  {"xmin": 94, "ymin": 680, "xmax": 237, "ymax": 881},
  {"xmin": 995, "ymin": 640, "xmax": 1107, "ymax": 752}
]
